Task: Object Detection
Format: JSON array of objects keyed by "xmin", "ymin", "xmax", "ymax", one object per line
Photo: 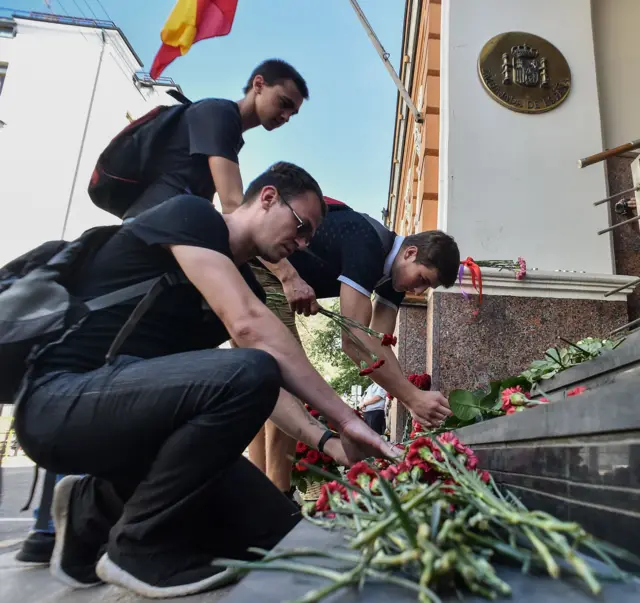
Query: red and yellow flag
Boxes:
[{"xmin": 150, "ymin": 0, "xmax": 239, "ymax": 79}]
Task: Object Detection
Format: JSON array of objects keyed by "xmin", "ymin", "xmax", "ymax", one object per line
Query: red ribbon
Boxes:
[{"xmin": 461, "ymin": 257, "xmax": 483, "ymax": 305}]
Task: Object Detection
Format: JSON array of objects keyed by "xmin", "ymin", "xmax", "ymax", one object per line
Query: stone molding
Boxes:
[{"xmin": 438, "ymin": 268, "xmax": 638, "ymax": 302}]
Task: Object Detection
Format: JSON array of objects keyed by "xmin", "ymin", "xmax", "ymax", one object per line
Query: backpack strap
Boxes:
[
  {"xmin": 104, "ymin": 272, "xmax": 187, "ymax": 364},
  {"xmin": 85, "ymin": 276, "xmax": 169, "ymax": 311}
]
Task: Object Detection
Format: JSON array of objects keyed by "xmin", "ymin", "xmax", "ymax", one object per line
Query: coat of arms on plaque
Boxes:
[
  {"xmin": 502, "ymin": 44, "xmax": 548, "ymax": 88},
  {"xmin": 478, "ymin": 32, "xmax": 571, "ymax": 114}
]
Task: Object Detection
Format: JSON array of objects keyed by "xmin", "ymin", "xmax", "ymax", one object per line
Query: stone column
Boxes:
[{"xmin": 390, "ymin": 296, "xmax": 428, "ymax": 441}]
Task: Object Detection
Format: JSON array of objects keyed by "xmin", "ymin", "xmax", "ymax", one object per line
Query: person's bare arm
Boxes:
[
  {"xmin": 170, "ymin": 245, "xmax": 399, "ymax": 461},
  {"xmin": 339, "ymin": 284, "xmax": 451, "ymax": 427},
  {"xmin": 208, "ymin": 156, "xmax": 243, "ymax": 213},
  {"xmin": 269, "ymin": 390, "xmax": 349, "ymax": 466}
]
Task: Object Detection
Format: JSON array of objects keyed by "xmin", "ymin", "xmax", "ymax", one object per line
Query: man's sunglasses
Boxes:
[{"xmin": 279, "ymin": 195, "xmax": 314, "ymax": 242}]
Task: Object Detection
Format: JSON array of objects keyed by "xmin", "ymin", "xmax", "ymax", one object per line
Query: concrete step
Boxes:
[{"xmin": 535, "ymin": 329, "xmax": 640, "ymax": 398}]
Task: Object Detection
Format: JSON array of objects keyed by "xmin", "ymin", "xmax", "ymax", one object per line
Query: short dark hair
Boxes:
[
  {"xmin": 243, "ymin": 161, "xmax": 326, "ymax": 217},
  {"xmin": 400, "ymin": 231, "xmax": 460, "ymax": 288},
  {"xmin": 243, "ymin": 59, "xmax": 309, "ymax": 99}
]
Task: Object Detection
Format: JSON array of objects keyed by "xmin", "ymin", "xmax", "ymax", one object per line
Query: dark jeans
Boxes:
[
  {"xmin": 363, "ymin": 410, "xmax": 386, "ymax": 436},
  {"xmin": 15, "ymin": 349, "xmax": 300, "ymax": 561}
]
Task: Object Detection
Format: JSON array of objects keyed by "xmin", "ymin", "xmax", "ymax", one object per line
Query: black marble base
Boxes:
[{"xmin": 221, "ymin": 521, "xmax": 640, "ymax": 603}]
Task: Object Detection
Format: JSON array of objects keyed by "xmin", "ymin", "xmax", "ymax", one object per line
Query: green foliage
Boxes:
[
  {"xmin": 303, "ymin": 300, "xmax": 372, "ymax": 396},
  {"xmin": 520, "ymin": 337, "xmax": 621, "ymax": 384},
  {"xmin": 441, "ymin": 336, "xmax": 625, "ymax": 426}
]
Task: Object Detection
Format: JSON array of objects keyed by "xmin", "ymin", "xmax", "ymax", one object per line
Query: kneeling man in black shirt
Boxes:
[{"xmin": 15, "ymin": 163, "xmax": 396, "ymax": 599}]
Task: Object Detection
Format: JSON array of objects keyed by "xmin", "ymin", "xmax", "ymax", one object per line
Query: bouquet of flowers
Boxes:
[{"xmin": 266, "ymin": 292, "xmax": 396, "ymax": 378}]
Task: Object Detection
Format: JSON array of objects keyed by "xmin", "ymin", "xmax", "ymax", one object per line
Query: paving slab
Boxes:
[
  {"xmin": 0, "ymin": 551, "xmax": 235, "ymax": 603},
  {"xmin": 221, "ymin": 520, "xmax": 640, "ymax": 603}
]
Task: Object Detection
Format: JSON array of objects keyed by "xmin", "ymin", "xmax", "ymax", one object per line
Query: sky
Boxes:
[{"xmin": 9, "ymin": 0, "xmax": 405, "ymax": 219}]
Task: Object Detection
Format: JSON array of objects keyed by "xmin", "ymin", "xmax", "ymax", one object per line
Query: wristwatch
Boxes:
[{"xmin": 317, "ymin": 429, "xmax": 339, "ymax": 453}]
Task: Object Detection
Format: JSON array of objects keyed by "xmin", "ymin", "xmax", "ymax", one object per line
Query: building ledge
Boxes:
[{"xmin": 439, "ymin": 267, "xmax": 638, "ymax": 301}]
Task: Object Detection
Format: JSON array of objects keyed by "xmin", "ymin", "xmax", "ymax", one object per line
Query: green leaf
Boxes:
[
  {"xmin": 480, "ymin": 380, "xmax": 502, "ymax": 408},
  {"xmin": 529, "ymin": 360, "xmax": 551, "ymax": 369},
  {"xmin": 448, "ymin": 390, "xmax": 481, "ymax": 421},
  {"xmin": 472, "ymin": 388, "xmax": 486, "ymax": 400}
]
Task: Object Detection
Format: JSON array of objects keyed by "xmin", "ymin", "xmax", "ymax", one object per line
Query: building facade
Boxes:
[
  {"xmin": 387, "ymin": 0, "xmax": 640, "ymax": 437},
  {"xmin": 0, "ymin": 9, "xmax": 181, "ymax": 266}
]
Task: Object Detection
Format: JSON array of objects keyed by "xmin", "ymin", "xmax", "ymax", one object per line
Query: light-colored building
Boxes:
[
  {"xmin": 0, "ymin": 9, "xmax": 182, "ymax": 265},
  {"xmin": 386, "ymin": 0, "xmax": 640, "ymax": 436}
]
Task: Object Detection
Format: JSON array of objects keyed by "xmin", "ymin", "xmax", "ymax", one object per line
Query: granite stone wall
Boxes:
[{"xmin": 427, "ymin": 292, "xmax": 627, "ymax": 395}]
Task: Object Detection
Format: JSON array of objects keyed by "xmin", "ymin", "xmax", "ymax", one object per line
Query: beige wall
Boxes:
[
  {"xmin": 439, "ymin": 0, "xmax": 613, "ymax": 274},
  {"xmin": 592, "ymin": 0, "xmax": 640, "ymax": 148}
]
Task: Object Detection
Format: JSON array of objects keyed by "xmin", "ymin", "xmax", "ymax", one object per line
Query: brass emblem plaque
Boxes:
[{"xmin": 478, "ymin": 32, "xmax": 571, "ymax": 114}]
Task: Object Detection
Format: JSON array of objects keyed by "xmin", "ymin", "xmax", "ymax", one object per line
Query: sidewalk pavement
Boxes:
[{"xmin": 0, "ymin": 550, "xmax": 234, "ymax": 603}]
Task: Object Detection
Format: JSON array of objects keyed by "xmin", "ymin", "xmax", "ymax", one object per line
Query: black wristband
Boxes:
[{"xmin": 317, "ymin": 429, "xmax": 338, "ymax": 454}]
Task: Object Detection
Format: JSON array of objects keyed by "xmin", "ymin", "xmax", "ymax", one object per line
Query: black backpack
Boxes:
[
  {"xmin": 0, "ymin": 227, "xmax": 187, "ymax": 509},
  {"xmin": 88, "ymin": 99, "xmax": 191, "ymax": 219},
  {"xmin": 0, "ymin": 226, "xmax": 183, "ymax": 403}
]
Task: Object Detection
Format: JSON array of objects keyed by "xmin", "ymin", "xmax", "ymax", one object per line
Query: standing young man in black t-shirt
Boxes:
[
  {"xmin": 125, "ymin": 58, "xmax": 308, "ymax": 219},
  {"xmin": 14, "ymin": 164, "xmax": 397, "ymax": 599},
  {"xmin": 250, "ymin": 200, "xmax": 461, "ymax": 492}
]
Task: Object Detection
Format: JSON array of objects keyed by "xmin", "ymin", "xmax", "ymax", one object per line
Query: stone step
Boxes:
[
  {"xmin": 455, "ymin": 377, "xmax": 640, "ymax": 563},
  {"xmin": 534, "ymin": 329, "xmax": 640, "ymax": 398}
]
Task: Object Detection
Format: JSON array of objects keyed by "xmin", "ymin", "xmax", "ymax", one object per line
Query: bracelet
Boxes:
[{"xmin": 317, "ymin": 429, "xmax": 339, "ymax": 454}]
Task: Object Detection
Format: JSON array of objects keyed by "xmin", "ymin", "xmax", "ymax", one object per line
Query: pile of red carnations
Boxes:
[
  {"xmin": 222, "ymin": 430, "xmax": 634, "ymax": 602},
  {"xmin": 314, "ymin": 432, "xmax": 489, "ymax": 515}
]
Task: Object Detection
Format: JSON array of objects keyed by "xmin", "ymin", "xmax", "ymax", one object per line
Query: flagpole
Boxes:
[{"xmin": 347, "ymin": 0, "xmax": 422, "ymax": 123}]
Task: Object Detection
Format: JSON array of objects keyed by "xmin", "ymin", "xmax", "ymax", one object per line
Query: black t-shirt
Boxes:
[
  {"xmin": 287, "ymin": 207, "xmax": 406, "ymax": 309},
  {"xmin": 35, "ymin": 196, "xmax": 263, "ymax": 376},
  {"xmin": 127, "ymin": 99, "xmax": 244, "ymax": 217}
]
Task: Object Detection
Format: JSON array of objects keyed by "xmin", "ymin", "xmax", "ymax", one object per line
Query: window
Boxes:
[
  {"xmin": 0, "ymin": 18, "xmax": 17, "ymax": 39},
  {"xmin": 0, "ymin": 63, "xmax": 7, "ymax": 97}
]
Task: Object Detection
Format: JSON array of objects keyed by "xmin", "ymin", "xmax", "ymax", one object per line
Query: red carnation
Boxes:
[
  {"xmin": 380, "ymin": 465, "xmax": 399, "ymax": 481},
  {"xmin": 305, "ymin": 449, "xmax": 320, "ymax": 465},
  {"xmin": 346, "ymin": 461, "xmax": 377, "ymax": 485},
  {"xmin": 315, "ymin": 481, "xmax": 348, "ymax": 513},
  {"xmin": 567, "ymin": 386, "xmax": 587, "ymax": 397},
  {"xmin": 309, "ymin": 409, "xmax": 321, "ymax": 418},
  {"xmin": 320, "ymin": 453, "xmax": 333, "ymax": 464},
  {"xmin": 296, "ymin": 442, "xmax": 309, "ymax": 455},
  {"xmin": 479, "ymin": 470, "xmax": 491, "ymax": 484},
  {"xmin": 381, "ymin": 334, "xmax": 397, "ymax": 347},
  {"xmin": 294, "ymin": 462, "xmax": 307, "ymax": 472},
  {"xmin": 408, "ymin": 373, "xmax": 431, "ymax": 391},
  {"xmin": 466, "ymin": 455, "xmax": 479, "ymax": 470}
]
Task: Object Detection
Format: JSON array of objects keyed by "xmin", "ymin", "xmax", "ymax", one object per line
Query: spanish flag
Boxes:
[{"xmin": 150, "ymin": 0, "xmax": 239, "ymax": 79}]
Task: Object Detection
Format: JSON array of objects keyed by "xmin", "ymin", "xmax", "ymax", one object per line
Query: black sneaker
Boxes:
[
  {"xmin": 15, "ymin": 531, "xmax": 55, "ymax": 565},
  {"xmin": 96, "ymin": 551, "xmax": 239, "ymax": 599},
  {"xmin": 49, "ymin": 475, "xmax": 103, "ymax": 588}
]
